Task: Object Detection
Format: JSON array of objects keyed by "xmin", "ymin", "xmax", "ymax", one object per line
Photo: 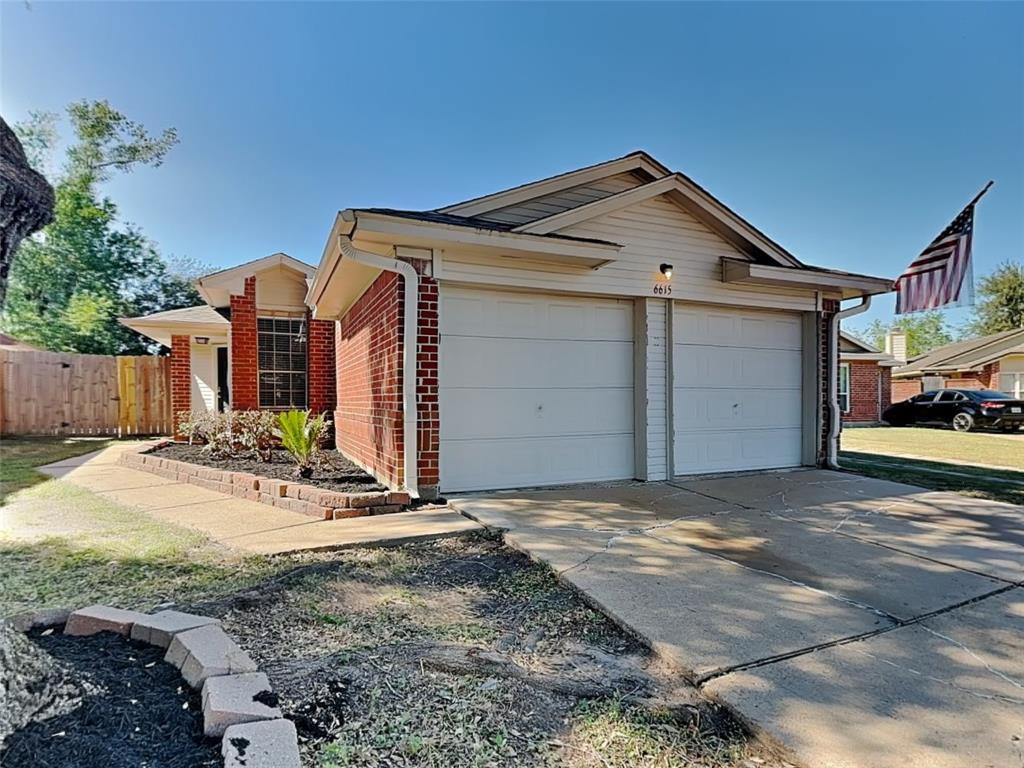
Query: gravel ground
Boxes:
[
  {"xmin": 152, "ymin": 444, "xmax": 388, "ymax": 493},
  {"xmin": 0, "ymin": 628, "xmax": 218, "ymax": 767}
]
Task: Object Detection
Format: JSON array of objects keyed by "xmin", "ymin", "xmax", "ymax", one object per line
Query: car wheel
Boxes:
[{"xmin": 952, "ymin": 412, "xmax": 974, "ymax": 432}]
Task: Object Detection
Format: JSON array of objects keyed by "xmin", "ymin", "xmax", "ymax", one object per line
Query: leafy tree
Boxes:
[
  {"xmin": 2, "ymin": 100, "xmax": 201, "ymax": 354},
  {"xmin": 857, "ymin": 311, "xmax": 954, "ymax": 359},
  {"xmin": 963, "ymin": 261, "xmax": 1024, "ymax": 336}
]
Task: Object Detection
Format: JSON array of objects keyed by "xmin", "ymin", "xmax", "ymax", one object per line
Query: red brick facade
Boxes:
[
  {"xmin": 307, "ymin": 314, "xmax": 337, "ymax": 416},
  {"xmin": 332, "ymin": 258, "xmax": 440, "ymax": 497},
  {"xmin": 891, "ymin": 378, "xmax": 922, "ymax": 402},
  {"xmin": 335, "ymin": 271, "xmax": 404, "ymax": 488},
  {"xmin": 229, "ymin": 276, "xmax": 258, "ymax": 410},
  {"xmin": 842, "ymin": 360, "xmax": 891, "ymax": 423},
  {"xmin": 170, "ymin": 334, "xmax": 192, "ymax": 434},
  {"xmin": 817, "ymin": 299, "xmax": 839, "ymax": 464}
]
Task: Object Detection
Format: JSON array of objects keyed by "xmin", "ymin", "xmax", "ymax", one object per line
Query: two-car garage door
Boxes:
[
  {"xmin": 439, "ymin": 287, "xmax": 805, "ymax": 492},
  {"xmin": 440, "ymin": 287, "xmax": 635, "ymax": 492},
  {"xmin": 673, "ymin": 304, "xmax": 804, "ymax": 474}
]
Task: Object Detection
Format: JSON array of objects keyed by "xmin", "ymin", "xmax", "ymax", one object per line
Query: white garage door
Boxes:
[
  {"xmin": 440, "ymin": 287, "xmax": 634, "ymax": 492},
  {"xmin": 673, "ymin": 303, "xmax": 804, "ymax": 475}
]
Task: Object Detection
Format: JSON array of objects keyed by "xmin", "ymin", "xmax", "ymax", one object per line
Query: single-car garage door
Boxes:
[
  {"xmin": 440, "ymin": 286, "xmax": 634, "ymax": 492},
  {"xmin": 673, "ymin": 303, "xmax": 804, "ymax": 475}
]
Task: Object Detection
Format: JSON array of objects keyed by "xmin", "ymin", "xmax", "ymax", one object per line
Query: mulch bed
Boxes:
[
  {"xmin": 1, "ymin": 630, "xmax": 218, "ymax": 768},
  {"xmin": 153, "ymin": 443, "xmax": 388, "ymax": 493}
]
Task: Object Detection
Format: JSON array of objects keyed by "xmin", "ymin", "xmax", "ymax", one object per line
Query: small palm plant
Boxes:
[{"xmin": 274, "ymin": 410, "xmax": 327, "ymax": 479}]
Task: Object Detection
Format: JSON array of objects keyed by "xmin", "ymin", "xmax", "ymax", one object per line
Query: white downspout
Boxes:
[
  {"xmin": 826, "ymin": 295, "xmax": 872, "ymax": 469},
  {"xmin": 338, "ymin": 236, "xmax": 420, "ymax": 498}
]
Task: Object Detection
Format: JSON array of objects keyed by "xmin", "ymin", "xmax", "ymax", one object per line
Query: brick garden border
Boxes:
[
  {"xmin": 9, "ymin": 605, "xmax": 301, "ymax": 767},
  {"xmin": 120, "ymin": 441, "xmax": 411, "ymax": 520}
]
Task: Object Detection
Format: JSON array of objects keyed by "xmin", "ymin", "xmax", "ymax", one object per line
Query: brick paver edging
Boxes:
[
  {"xmin": 10, "ymin": 605, "xmax": 302, "ymax": 767},
  {"xmin": 120, "ymin": 441, "xmax": 411, "ymax": 521}
]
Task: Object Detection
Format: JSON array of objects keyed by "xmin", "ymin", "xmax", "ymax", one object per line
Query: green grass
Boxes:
[
  {"xmin": 0, "ymin": 437, "xmax": 299, "ymax": 615},
  {"xmin": 1, "ymin": 435, "xmax": 115, "ymax": 501},
  {"xmin": 840, "ymin": 451, "xmax": 1024, "ymax": 506},
  {"xmin": 841, "ymin": 427, "xmax": 1024, "ymax": 470}
]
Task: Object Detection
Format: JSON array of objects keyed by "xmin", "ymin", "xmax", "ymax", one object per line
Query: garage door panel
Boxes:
[
  {"xmin": 441, "ymin": 287, "xmax": 634, "ymax": 492},
  {"xmin": 673, "ymin": 387, "xmax": 803, "ymax": 431},
  {"xmin": 442, "ymin": 387, "xmax": 633, "ymax": 440},
  {"xmin": 677, "ymin": 348, "xmax": 802, "ymax": 389},
  {"xmin": 442, "ymin": 434, "xmax": 635, "ymax": 494},
  {"xmin": 674, "ymin": 303, "xmax": 804, "ymax": 475},
  {"xmin": 675, "ymin": 428, "xmax": 803, "ymax": 473},
  {"xmin": 443, "ymin": 336, "xmax": 633, "ymax": 389}
]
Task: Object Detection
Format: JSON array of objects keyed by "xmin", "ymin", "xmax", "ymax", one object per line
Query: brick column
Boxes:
[
  {"xmin": 230, "ymin": 276, "xmax": 258, "ymax": 410},
  {"xmin": 818, "ymin": 299, "xmax": 839, "ymax": 464},
  {"xmin": 170, "ymin": 334, "xmax": 192, "ymax": 436},
  {"xmin": 413, "ymin": 269, "xmax": 440, "ymax": 497},
  {"xmin": 307, "ymin": 312, "xmax": 337, "ymax": 417}
]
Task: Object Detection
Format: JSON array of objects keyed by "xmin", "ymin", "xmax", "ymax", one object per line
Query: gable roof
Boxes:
[
  {"xmin": 840, "ymin": 330, "xmax": 880, "ymax": 354},
  {"xmin": 196, "ymin": 252, "xmax": 314, "ymax": 307},
  {"xmin": 438, "ymin": 151, "xmax": 670, "ymax": 218},
  {"xmin": 120, "ymin": 305, "xmax": 229, "ymax": 347},
  {"xmin": 893, "ymin": 328, "xmax": 1024, "ymax": 378}
]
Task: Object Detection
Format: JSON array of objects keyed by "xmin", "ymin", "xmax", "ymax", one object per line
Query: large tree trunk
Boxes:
[{"xmin": 0, "ymin": 116, "xmax": 55, "ymax": 310}]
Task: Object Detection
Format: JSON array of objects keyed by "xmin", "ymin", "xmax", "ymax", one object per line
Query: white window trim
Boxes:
[
  {"xmin": 838, "ymin": 363, "xmax": 851, "ymax": 414},
  {"xmin": 257, "ymin": 314, "xmax": 309, "ymax": 410}
]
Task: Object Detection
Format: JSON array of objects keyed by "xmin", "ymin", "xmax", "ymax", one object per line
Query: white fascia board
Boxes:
[
  {"xmin": 437, "ymin": 153, "xmax": 669, "ymax": 217},
  {"xmin": 722, "ymin": 257, "xmax": 894, "ymax": 299},
  {"xmin": 197, "ymin": 253, "xmax": 315, "ymax": 307},
  {"xmin": 840, "ymin": 352, "xmax": 897, "ymax": 364}
]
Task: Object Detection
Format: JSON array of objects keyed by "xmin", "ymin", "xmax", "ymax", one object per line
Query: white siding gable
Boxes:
[{"xmin": 439, "ymin": 193, "xmax": 818, "ymax": 312}]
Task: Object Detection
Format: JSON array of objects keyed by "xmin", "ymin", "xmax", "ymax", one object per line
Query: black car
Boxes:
[{"xmin": 883, "ymin": 389, "xmax": 1024, "ymax": 432}]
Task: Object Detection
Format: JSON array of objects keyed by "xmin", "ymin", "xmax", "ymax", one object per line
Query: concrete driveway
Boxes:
[{"xmin": 449, "ymin": 470, "xmax": 1024, "ymax": 768}]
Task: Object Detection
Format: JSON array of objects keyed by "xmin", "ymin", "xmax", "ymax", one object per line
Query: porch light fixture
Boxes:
[
  {"xmin": 194, "ymin": 336, "xmax": 210, "ymax": 345},
  {"xmin": 660, "ymin": 263, "xmax": 673, "ymax": 278}
]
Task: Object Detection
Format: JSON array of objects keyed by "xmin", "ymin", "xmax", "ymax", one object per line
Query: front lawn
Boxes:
[
  {"xmin": 840, "ymin": 427, "xmax": 1024, "ymax": 470},
  {"xmin": 1, "ymin": 437, "xmax": 783, "ymax": 768},
  {"xmin": 840, "ymin": 427, "xmax": 1024, "ymax": 506},
  {"xmin": 1, "ymin": 435, "xmax": 115, "ymax": 501}
]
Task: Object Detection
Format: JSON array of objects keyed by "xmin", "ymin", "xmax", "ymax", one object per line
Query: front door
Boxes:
[{"xmin": 216, "ymin": 346, "xmax": 229, "ymax": 412}]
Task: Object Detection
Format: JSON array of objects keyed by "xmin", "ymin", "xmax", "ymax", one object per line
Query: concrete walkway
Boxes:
[
  {"xmin": 450, "ymin": 471, "xmax": 1024, "ymax": 768},
  {"xmin": 38, "ymin": 443, "xmax": 479, "ymax": 554}
]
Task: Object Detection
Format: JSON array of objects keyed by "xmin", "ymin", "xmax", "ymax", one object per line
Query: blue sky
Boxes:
[{"xmin": 3, "ymin": 1, "xmax": 1022, "ymax": 332}]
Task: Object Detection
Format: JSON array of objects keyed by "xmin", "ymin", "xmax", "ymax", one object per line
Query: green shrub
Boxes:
[
  {"xmin": 233, "ymin": 410, "xmax": 277, "ymax": 461},
  {"xmin": 274, "ymin": 410, "xmax": 327, "ymax": 478}
]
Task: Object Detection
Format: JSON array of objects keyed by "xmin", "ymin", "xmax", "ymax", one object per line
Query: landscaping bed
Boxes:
[
  {"xmin": 180, "ymin": 533, "xmax": 789, "ymax": 768},
  {"xmin": 0, "ymin": 627, "xmax": 218, "ymax": 767},
  {"xmin": 153, "ymin": 443, "xmax": 387, "ymax": 494}
]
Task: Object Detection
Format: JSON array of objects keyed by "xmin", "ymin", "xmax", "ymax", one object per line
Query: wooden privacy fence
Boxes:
[{"xmin": 0, "ymin": 349, "xmax": 172, "ymax": 436}]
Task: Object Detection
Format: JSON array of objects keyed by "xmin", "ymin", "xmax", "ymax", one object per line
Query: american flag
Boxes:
[{"xmin": 895, "ymin": 201, "xmax": 977, "ymax": 314}]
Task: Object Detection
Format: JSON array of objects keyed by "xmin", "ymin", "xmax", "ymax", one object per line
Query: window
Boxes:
[
  {"xmin": 257, "ymin": 317, "xmax": 307, "ymax": 409},
  {"xmin": 912, "ymin": 391, "xmax": 939, "ymax": 403},
  {"xmin": 838, "ymin": 363, "xmax": 850, "ymax": 413},
  {"xmin": 936, "ymin": 390, "xmax": 965, "ymax": 402}
]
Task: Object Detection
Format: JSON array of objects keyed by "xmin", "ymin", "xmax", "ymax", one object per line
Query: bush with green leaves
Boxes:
[
  {"xmin": 233, "ymin": 409, "xmax": 277, "ymax": 462},
  {"xmin": 174, "ymin": 408, "xmax": 276, "ymax": 460},
  {"xmin": 274, "ymin": 410, "xmax": 327, "ymax": 478}
]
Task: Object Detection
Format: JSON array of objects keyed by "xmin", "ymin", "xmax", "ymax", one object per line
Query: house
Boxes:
[
  {"xmin": 890, "ymin": 328, "xmax": 1024, "ymax": 401},
  {"xmin": 306, "ymin": 151, "xmax": 893, "ymax": 498},
  {"xmin": 838, "ymin": 330, "xmax": 900, "ymax": 424},
  {"xmin": 121, "ymin": 253, "xmax": 336, "ymax": 418},
  {"xmin": 0, "ymin": 333, "xmax": 41, "ymax": 351}
]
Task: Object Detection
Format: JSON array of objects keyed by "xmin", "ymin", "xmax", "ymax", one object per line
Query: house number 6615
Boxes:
[{"xmin": 653, "ymin": 284, "xmax": 672, "ymax": 296}]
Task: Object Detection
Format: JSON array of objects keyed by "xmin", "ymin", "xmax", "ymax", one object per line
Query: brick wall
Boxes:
[
  {"xmin": 842, "ymin": 360, "xmax": 887, "ymax": 423},
  {"xmin": 945, "ymin": 362, "xmax": 1000, "ymax": 390},
  {"xmin": 411, "ymin": 263, "xmax": 440, "ymax": 495},
  {"xmin": 891, "ymin": 378, "xmax": 922, "ymax": 402},
  {"xmin": 170, "ymin": 334, "xmax": 192, "ymax": 434},
  {"xmin": 307, "ymin": 313, "xmax": 337, "ymax": 416},
  {"xmin": 817, "ymin": 299, "xmax": 839, "ymax": 465},
  {"xmin": 229, "ymin": 276, "xmax": 258, "ymax": 410},
  {"xmin": 335, "ymin": 271, "xmax": 404, "ymax": 488}
]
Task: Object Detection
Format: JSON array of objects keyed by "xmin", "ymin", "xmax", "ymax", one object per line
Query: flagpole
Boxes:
[{"xmin": 967, "ymin": 180, "xmax": 995, "ymax": 208}]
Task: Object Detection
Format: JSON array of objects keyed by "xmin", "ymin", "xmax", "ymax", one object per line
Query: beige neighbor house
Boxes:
[
  {"xmin": 306, "ymin": 151, "xmax": 893, "ymax": 499},
  {"xmin": 838, "ymin": 330, "xmax": 901, "ymax": 425},
  {"xmin": 891, "ymin": 327, "xmax": 1024, "ymax": 402},
  {"xmin": 121, "ymin": 253, "xmax": 336, "ymax": 419}
]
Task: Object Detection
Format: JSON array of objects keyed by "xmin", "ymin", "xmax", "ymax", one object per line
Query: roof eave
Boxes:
[{"xmin": 722, "ymin": 257, "xmax": 894, "ymax": 299}]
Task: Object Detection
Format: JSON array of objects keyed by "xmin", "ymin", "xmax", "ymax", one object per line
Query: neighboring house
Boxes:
[
  {"xmin": 0, "ymin": 333, "xmax": 41, "ymax": 350},
  {"xmin": 121, "ymin": 253, "xmax": 336, "ymax": 418},
  {"xmin": 890, "ymin": 328, "xmax": 1024, "ymax": 401},
  {"xmin": 837, "ymin": 330, "xmax": 899, "ymax": 424},
  {"xmin": 306, "ymin": 151, "xmax": 892, "ymax": 498}
]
